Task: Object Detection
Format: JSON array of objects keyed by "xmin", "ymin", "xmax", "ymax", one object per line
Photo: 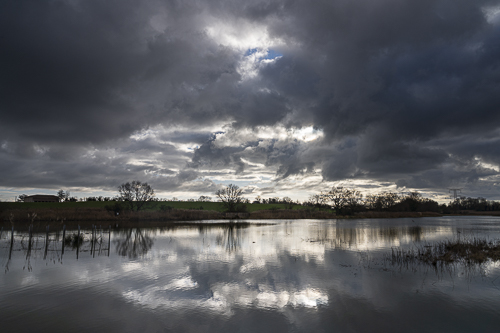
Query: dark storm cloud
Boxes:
[
  {"xmin": 1, "ymin": 0, "xmax": 500, "ymax": 198},
  {"xmin": 0, "ymin": 0, "xmax": 241, "ymax": 145},
  {"xmin": 248, "ymin": 0, "xmax": 500, "ymax": 191},
  {"xmin": 190, "ymin": 135, "xmax": 261, "ymax": 174},
  {"xmin": 160, "ymin": 131, "xmax": 213, "ymax": 145},
  {"xmin": 256, "ymin": 139, "xmax": 315, "ymax": 179}
]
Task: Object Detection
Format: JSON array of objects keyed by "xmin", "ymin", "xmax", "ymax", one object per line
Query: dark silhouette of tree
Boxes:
[
  {"xmin": 323, "ymin": 187, "xmax": 363, "ymax": 215},
  {"xmin": 282, "ymin": 197, "xmax": 295, "ymax": 209},
  {"xmin": 215, "ymin": 184, "xmax": 245, "ymax": 212},
  {"xmin": 57, "ymin": 189, "xmax": 66, "ymax": 202},
  {"xmin": 118, "ymin": 180, "xmax": 155, "ymax": 211},
  {"xmin": 365, "ymin": 192, "xmax": 400, "ymax": 211}
]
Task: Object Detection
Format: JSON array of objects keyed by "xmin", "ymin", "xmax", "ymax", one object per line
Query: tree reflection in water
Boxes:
[
  {"xmin": 408, "ymin": 225, "xmax": 423, "ymax": 242},
  {"xmin": 302, "ymin": 223, "xmax": 427, "ymax": 249},
  {"xmin": 114, "ymin": 228, "xmax": 154, "ymax": 258},
  {"xmin": 215, "ymin": 222, "xmax": 244, "ymax": 252}
]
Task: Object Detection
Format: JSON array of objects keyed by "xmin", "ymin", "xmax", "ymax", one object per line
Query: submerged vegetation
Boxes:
[
  {"xmin": 391, "ymin": 237, "xmax": 500, "ymax": 267},
  {"xmin": 64, "ymin": 233, "xmax": 84, "ymax": 248}
]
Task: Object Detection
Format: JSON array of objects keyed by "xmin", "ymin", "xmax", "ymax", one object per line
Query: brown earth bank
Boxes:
[
  {"xmin": 1, "ymin": 208, "xmax": 339, "ymax": 228},
  {"xmin": 0, "ymin": 207, "xmax": 498, "ymax": 229}
]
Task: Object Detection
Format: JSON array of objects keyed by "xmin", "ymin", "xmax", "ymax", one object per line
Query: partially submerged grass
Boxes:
[
  {"xmin": 391, "ymin": 237, "xmax": 500, "ymax": 267},
  {"xmin": 64, "ymin": 233, "xmax": 84, "ymax": 248}
]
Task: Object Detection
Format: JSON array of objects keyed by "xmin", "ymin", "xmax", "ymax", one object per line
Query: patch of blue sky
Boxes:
[
  {"xmin": 264, "ymin": 49, "xmax": 283, "ymax": 60},
  {"xmin": 244, "ymin": 48, "xmax": 259, "ymax": 57},
  {"xmin": 244, "ymin": 48, "xmax": 283, "ymax": 60}
]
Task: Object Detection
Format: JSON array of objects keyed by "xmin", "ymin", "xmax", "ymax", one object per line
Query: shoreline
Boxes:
[{"xmin": 1, "ymin": 207, "xmax": 499, "ymax": 229}]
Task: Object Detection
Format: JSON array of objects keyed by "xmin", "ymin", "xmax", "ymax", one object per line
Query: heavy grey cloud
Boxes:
[{"xmin": 1, "ymin": 0, "xmax": 499, "ymax": 200}]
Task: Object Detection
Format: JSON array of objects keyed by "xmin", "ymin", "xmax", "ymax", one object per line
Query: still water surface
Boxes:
[{"xmin": 1, "ymin": 216, "xmax": 500, "ymax": 332}]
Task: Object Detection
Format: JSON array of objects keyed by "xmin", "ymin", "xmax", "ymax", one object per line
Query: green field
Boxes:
[{"xmin": 0, "ymin": 201, "xmax": 316, "ymax": 213}]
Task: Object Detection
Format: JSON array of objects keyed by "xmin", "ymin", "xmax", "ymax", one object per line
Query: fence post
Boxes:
[
  {"xmin": 92, "ymin": 225, "xmax": 96, "ymax": 258},
  {"xmin": 26, "ymin": 225, "xmax": 32, "ymax": 260},
  {"xmin": 90, "ymin": 225, "xmax": 93, "ymax": 256},
  {"xmin": 9, "ymin": 226, "xmax": 14, "ymax": 260},
  {"xmin": 62, "ymin": 225, "xmax": 66, "ymax": 256},
  {"xmin": 77, "ymin": 225, "xmax": 80, "ymax": 260},
  {"xmin": 44, "ymin": 225, "xmax": 49, "ymax": 259},
  {"xmin": 108, "ymin": 225, "xmax": 111, "ymax": 256}
]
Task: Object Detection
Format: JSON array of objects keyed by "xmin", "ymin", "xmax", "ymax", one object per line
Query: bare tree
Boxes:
[
  {"xmin": 364, "ymin": 192, "xmax": 400, "ymax": 211},
  {"xmin": 57, "ymin": 190, "xmax": 66, "ymax": 202},
  {"xmin": 215, "ymin": 184, "xmax": 245, "ymax": 212},
  {"xmin": 308, "ymin": 194, "xmax": 326, "ymax": 207},
  {"xmin": 198, "ymin": 195, "xmax": 212, "ymax": 202},
  {"xmin": 118, "ymin": 180, "xmax": 155, "ymax": 211},
  {"xmin": 323, "ymin": 186, "xmax": 362, "ymax": 215},
  {"xmin": 282, "ymin": 196, "xmax": 295, "ymax": 210}
]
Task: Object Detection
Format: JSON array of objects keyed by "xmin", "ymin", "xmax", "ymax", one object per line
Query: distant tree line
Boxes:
[
  {"xmin": 14, "ymin": 183, "xmax": 500, "ymax": 215},
  {"xmin": 449, "ymin": 196, "xmax": 500, "ymax": 211},
  {"xmin": 302, "ymin": 187, "xmax": 500, "ymax": 215}
]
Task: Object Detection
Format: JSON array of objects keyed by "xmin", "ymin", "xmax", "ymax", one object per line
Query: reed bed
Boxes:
[{"xmin": 391, "ymin": 237, "xmax": 500, "ymax": 267}]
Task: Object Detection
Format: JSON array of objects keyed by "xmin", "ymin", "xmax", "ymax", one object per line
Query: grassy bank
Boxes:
[
  {"xmin": 1, "ymin": 200, "xmax": 497, "ymax": 228},
  {"xmin": 0, "ymin": 207, "xmax": 338, "ymax": 228},
  {"xmin": 0, "ymin": 201, "xmax": 325, "ymax": 225},
  {"xmin": 0, "ymin": 201, "xmax": 310, "ymax": 213}
]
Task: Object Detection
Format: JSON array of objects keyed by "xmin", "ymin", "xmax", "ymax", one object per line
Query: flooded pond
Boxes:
[{"xmin": 1, "ymin": 216, "xmax": 500, "ymax": 332}]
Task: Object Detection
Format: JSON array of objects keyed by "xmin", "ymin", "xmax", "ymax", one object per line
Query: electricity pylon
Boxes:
[{"xmin": 449, "ymin": 188, "xmax": 462, "ymax": 200}]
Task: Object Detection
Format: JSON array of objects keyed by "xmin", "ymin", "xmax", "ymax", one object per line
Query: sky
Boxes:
[{"xmin": 1, "ymin": 0, "xmax": 500, "ymax": 203}]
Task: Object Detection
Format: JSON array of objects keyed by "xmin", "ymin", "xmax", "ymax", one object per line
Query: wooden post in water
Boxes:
[
  {"xmin": 62, "ymin": 225, "xmax": 66, "ymax": 256},
  {"xmin": 90, "ymin": 225, "xmax": 93, "ymax": 256},
  {"xmin": 98, "ymin": 225, "xmax": 102, "ymax": 255},
  {"xmin": 108, "ymin": 225, "xmax": 111, "ymax": 257},
  {"xmin": 26, "ymin": 225, "xmax": 32, "ymax": 260},
  {"xmin": 44, "ymin": 225, "xmax": 49, "ymax": 259},
  {"xmin": 77, "ymin": 225, "xmax": 80, "ymax": 260},
  {"xmin": 93, "ymin": 225, "xmax": 96, "ymax": 258},
  {"xmin": 0, "ymin": 226, "xmax": 3, "ymax": 240},
  {"xmin": 9, "ymin": 227, "xmax": 14, "ymax": 260}
]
